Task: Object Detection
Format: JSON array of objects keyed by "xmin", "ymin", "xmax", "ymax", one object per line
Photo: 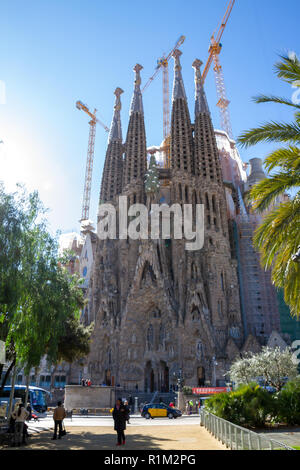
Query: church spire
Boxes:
[
  {"xmin": 99, "ymin": 88, "xmax": 124, "ymax": 203},
  {"xmin": 170, "ymin": 50, "xmax": 194, "ymax": 174},
  {"xmin": 130, "ymin": 64, "xmax": 144, "ymax": 115},
  {"xmin": 193, "ymin": 59, "xmax": 222, "ymax": 184},
  {"xmin": 192, "ymin": 59, "xmax": 209, "ymax": 116},
  {"xmin": 123, "ymin": 64, "xmax": 147, "ymax": 189},
  {"xmin": 172, "ymin": 49, "xmax": 187, "ymax": 101},
  {"xmin": 108, "ymin": 87, "xmax": 124, "ymax": 143}
]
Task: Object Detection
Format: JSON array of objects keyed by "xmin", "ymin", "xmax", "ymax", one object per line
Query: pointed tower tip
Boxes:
[
  {"xmin": 130, "ymin": 64, "xmax": 144, "ymax": 115},
  {"xmin": 193, "ymin": 58, "xmax": 209, "ymax": 116},
  {"xmin": 133, "ymin": 63, "xmax": 143, "ymax": 73},
  {"xmin": 192, "ymin": 59, "xmax": 203, "ymax": 69},
  {"xmin": 172, "ymin": 49, "xmax": 187, "ymax": 101},
  {"xmin": 114, "ymin": 87, "xmax": 124, "ymax": 97},
  {"xmin": 172, "ymin": 49, "xmax": 182, "ymax": 60},
  {"xmin": 108, "ymin": 87, "xmax": 123, "ymax": 143}
]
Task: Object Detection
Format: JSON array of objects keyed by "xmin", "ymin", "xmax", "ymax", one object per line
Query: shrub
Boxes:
[
  {"xmin": 276, "ymin": 378, "xmax": 300, "ymax": 425},
  {"xmin": 205, "ymin": 383, "xmax": 274, "ymax": 428}
]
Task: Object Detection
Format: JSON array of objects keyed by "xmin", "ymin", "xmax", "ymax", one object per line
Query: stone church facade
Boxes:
[{"xmin": 86, "ymin": 51, "xmax": 244, "ymax": 392}]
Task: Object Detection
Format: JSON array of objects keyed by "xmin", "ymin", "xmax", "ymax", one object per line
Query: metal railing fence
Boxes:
[{"xmin": 200, "ymin": 409, "xmax": 295, "ymax": 450}]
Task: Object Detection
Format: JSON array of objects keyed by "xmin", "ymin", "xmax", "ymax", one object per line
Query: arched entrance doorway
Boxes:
[
  {"xmin": 197, "ymin": 367, "xmax": 205, "ymax": 386},
  {"xmin": 105, "ymin": 369, "xmax": 111, "ymax": 386},
  {"xmin": 158, "ymin": 361, "xmax": 169, "ymax": 392},
  {"xmin": 144, "ymin": 361, "xmax": 155, "ymax": 392}
]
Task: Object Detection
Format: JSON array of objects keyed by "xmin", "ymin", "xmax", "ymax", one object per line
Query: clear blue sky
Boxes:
[{"xmin": 0, "ymin": 0, "xmax": 299, "ymax": 234}]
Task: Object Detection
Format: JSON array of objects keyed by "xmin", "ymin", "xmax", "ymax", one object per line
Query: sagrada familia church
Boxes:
[
  {"xmin": 25, "ymin": 48, "xmax": 293, "ymax": 396},
  {"xmin": 7, "ymin": 50, "xmax": 295, "ymax": 397},
  {"xmin": 80, "ymin": 48, "xmax": 286, "ymax": 393}
]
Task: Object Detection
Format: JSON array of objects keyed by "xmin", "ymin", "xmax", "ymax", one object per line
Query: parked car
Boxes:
[{"xmin": 141, "ymin": 403, "xmax": 182, "ymax": 419}]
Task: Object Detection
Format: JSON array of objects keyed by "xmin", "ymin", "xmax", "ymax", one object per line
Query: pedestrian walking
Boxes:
[
  {"xmin": 52, "ymin": 401, "xmax": 66, "ymax": 440},
  {"xmin": 185, "ymin": 401, "xmax": 189, "ymax": 415},
  {"xmin": 112, "ymin": 398, "xmax": 128, "ymax": 446},
  {"xmin": 123, "ymin": 400, "xmax": 130, "ymax": 424},
  {"xmin": 189, "ymin": 399, "xmax": 194, "ymax": 415},
  {"xmin": 81, "ymin": 378, "xmax": 85, "ymax": 386},
  {"xmin": 12, "ymin": 403, "xmax": 29, "ymax": 447},
  {"xmin": 128, "ymin": 395, "xmax": 133, "ymax": 413}
]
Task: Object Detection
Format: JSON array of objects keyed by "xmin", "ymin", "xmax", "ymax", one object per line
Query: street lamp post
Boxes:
[
  {"xmin": 212, "ymin": 356, "xmax": 218, "ymax": 387},
  {"xmin": 173, "ymin": 368, "xmax": 184, "ymax": 409}
]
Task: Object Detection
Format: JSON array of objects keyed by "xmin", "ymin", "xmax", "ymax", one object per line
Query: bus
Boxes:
[{"xmin": 0, "ymin": 385, "xmax": 50, "ymax": 416}]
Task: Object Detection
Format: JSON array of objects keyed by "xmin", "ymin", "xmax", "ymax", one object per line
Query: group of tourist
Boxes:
[
  {"xmin": 49, "ymin": 398, "xmax": 130, "ymax": 446},
  {"xmin": 81, "ymin": 378, "xmax": 92, "ymax": 387},
  {"xmin": 185, "ymin": 399, "xmax": 200, "ymax": 415}
]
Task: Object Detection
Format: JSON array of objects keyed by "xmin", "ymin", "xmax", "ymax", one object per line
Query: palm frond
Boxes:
[
  {"xmin": 275, "ymin": 54, "xmax": 300, "ymax": 84},
  {"xmin": 250, "ymin": 173, "xmax": 299, "ymax": 213},
  {"xmin": 253, "ymin": 94, "xmax": 300, "ymax": 110},
  {"xmin": 264, "ymin": 146, "xmax": 300, "ymax": 172},
  {"xmin": 237, "ymin": 121, "xmax": 300, "ymax": 148}
]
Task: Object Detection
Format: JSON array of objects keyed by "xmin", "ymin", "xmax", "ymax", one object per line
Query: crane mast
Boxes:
[
  {"xmin": 143, "ymin": 35, "xmax": 185, "ymax": 167},
  {"xmin": 76, "ymin": 100, "xmax": 109, "ymax": 223},
  {"xmin": 201, "ymin": 0, "xmax": 236, "ymax": 138}
]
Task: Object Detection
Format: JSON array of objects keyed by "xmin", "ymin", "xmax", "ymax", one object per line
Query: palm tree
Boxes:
[{"xmin": 237, "ymin": 54, "xmax": 300, "ymax": 317}]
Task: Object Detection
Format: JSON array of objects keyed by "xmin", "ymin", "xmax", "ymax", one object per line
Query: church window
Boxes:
[{"xmin": 147, "ymin": 324, "xmax": 154, "ymax": 350}]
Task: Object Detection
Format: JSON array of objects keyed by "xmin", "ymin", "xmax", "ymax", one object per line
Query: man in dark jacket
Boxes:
[{"xmin": 112, "ymin": 398, "xmax": 128, "ymax": 446}]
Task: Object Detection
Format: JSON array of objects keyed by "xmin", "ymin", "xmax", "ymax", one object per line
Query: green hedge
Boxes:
[
  {"xmin": 205, "ymin": 380, "xmax": 300, "ymax": 428},
  {"xmin": 205, "ymin": 383, "xmax": 274, "ymax": 428},
  {"xmin": 275, "ymin": 378, "xmax": 300, "ymax": 426}
]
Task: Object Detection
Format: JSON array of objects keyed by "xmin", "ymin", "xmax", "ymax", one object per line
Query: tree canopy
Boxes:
[
  {"xmin": 237, "ymin": 54, "xmax": 300, "ymax": 317},
  {"xmin": 0, "ymin": 184, "xmax": 92, "ymax": 389}
]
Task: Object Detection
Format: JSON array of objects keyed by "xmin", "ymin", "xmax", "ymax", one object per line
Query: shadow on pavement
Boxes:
[{"xmin": 4, "ymin": 429, "xmax": 172, "ymax": 450}]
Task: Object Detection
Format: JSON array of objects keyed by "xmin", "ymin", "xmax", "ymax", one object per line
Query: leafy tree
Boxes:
[
  {"xmin": 0, "ymin": 184, "xmax": 92, "ymax": 394},
  {"xmin": 56, "ymin": 316, "xmax": 94, "ymax": 364},
  {"xmin": 237, "ymin": 54, "xmax": 300, "ymax": 317},
  {"xmin": 229, "ymin": 347, "xmax": 298, "ymax": 391}
]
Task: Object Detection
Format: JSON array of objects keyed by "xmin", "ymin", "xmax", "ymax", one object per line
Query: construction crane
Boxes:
[
  {"xmin": 76, "ymin": 100, "xmax": 109, "ymax": 222},
  {"xmin": 143, "ymin": 35, "xmax": 185, "ymax": 168},
  {"xmin": 201, "ymin": 0, "xmax": 236, "ymax": 138}
]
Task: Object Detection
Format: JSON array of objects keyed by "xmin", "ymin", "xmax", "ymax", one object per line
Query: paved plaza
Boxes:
[{"xmin": 3, "ymin": 415, "xmax": 227, "ymax": 450}]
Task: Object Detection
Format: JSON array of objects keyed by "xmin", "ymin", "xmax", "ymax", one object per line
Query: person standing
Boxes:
[
  {"xmin": 123, "ymin": 400, "xmax": 130, "ymax": 424},
  {"xmin": 128, "ymin": 395, "xmax": 133, "ymax": 413},
  {"xmin": 112, "ymin": 398, "xmax": 128, "ymax": 446},
  {"xmin": 12, "ymin": 403, "xmax": 29, "ymax": 447},
  {"xmin": 52, "ymin": 401, "xmax": 66, "ymax": 440}
]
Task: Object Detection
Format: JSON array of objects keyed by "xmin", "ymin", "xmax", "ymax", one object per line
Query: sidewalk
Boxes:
[
  {"xmin": 5, "ymin": 425, "xmax": 227, "ymax": 450},
  {"xmin": 258, "ymin": 427, "xmax": 300, "ymax": 448}
]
